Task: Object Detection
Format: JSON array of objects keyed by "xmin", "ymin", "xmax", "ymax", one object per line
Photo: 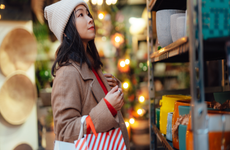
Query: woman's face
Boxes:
[{"xmin": 74, "ymin": 5, "xmax": 95, "ymax": 42}]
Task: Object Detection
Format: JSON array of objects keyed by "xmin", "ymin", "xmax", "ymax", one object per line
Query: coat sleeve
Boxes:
[{"xmin": 51, "ymin": 66, "xmax": 119, "ymax": 143}]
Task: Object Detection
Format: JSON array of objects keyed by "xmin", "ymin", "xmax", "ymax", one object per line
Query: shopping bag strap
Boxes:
[
  {"xmin": 86, "ymin": 116, "xmax": 98, "ymax": 138},
  {"xmin": 78, "ymin": 115, "xmax": 88, "ymax": 140}
]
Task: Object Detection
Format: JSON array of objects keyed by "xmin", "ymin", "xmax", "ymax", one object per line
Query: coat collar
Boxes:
[
  {"xmin": 70, "ymin": 60, "xmax": 94, "ymax": 80},
  {"xmin": 70, "ymin": 60, "xmax": 111, "ymax": 103}
]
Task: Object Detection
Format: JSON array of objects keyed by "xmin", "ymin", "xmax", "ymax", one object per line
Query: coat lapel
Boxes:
[
  {"xmin": 96, "ymin": 68, "xmax": 112, "ymax": 92},
  {"xmin": 70, "ymin": 61, "xmax": 129, "ymax": 144},
  {"xmin": 91, "ymin": 76, "xmax": 105, "ymax": 103},
  {"xmin": 70, "ymin": 61, "xmax": 110, "ymax": 103},
  {"xmin": 90, "ymin": 68, "xmax": 111, "ymax": 103}
]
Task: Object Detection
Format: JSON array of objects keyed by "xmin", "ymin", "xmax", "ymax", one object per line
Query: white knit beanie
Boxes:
[{"xmin": 44, "ymin": 0, "xmax": 89, "ymax": 42}]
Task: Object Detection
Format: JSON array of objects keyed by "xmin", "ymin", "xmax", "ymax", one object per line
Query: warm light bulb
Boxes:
[
  {"xmin": 97, "ymin": 0, "xmax": 103, "ymax": 5},
  {"xmin": 129, "ymin": 118, "xmax": 135, "ymax": 124},
  {"xmin": 106, "ymin": 0, "xmax": 112, "ymax": 5},
  {"xmin": 137, "ymin": 109, "xmax": 143, "ymax": 115},
  {"xmin": 91, "ymin": 0, "xmax": 97, "ymax": 5},
  {"xmin": 111, "ymin": 0, "xmax": 117, "ymax": 4},
  {"xmin": 139, "ymin": 96, "xmax": 145, "ymax": 103},
  {"xmin": 98, "ymin": 13, "xmax": 104, "ymax": 20},
  {"xmin": 0, "ymin": 4, "xmax": 5, "ymax": 9},
  {"xmin": 115, "ymin": 36, "xmax": 121, "ymax": 43},
  {"xmin": 123, "ymin": 82, "xmax": 129, "ymax": 89},
  {"xmin": 125, "ymin": 121, "xmax": 129, "ymax": 127},
  {"xmin": 120, "ymin": 61, "xmax": 125, "ymax": 67},
  {"xmin": 125, "ymin": 59, "xmax": 130, "ymax": 65}
]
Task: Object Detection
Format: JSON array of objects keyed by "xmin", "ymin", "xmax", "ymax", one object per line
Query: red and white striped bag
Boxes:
[{"xmin": 74, "ymin": 115, "xmax": 127, "ymax": 150}]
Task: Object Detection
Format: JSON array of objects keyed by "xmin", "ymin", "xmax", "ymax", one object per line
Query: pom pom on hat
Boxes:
[{"xmin": 44, "ymin": 0, "xmax": 89, "ymax": 42}]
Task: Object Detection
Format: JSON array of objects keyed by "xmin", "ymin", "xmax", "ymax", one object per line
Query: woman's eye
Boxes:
[
  {"xmin": 87, "ymin": 12, "xmax": 90, "ymax": 16},
  {"xmin": 79, "ymin": 13, "xmax": 83, "ymax": 17}
]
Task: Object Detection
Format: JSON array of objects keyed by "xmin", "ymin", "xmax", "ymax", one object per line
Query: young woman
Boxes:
[{"xmin": 44, "ymin": 0, "xmax": 130, "ymax": 149}]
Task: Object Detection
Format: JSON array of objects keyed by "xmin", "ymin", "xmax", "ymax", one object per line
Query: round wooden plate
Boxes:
[
  {"xmin": 13, "ymin": 143, "xmax": 33, "ymax": 150},
  {"xmin": 0, "ymin": 28, "xmax": 37, "ymax": 76},
  {"xmin": 0, "ymin": 72, "xmax": 37, "ymax": 125}
]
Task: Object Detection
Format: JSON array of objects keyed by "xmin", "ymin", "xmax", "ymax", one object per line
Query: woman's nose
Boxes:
[{"xmin": 88, "ymin": 16, "xmax": 93, "ymax": 24}]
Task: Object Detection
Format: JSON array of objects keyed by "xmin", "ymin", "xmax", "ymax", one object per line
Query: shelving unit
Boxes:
[
  {"xmin": 150, "ymin": 37, "xmax": 228, "ymax": 63},
  {"xmin": 152, "ymin": 124, "xmax": 174, "ymax": 150},
  {"xmin": 147, "ymin": 0, "xmax": 230, "ymax": 149}
]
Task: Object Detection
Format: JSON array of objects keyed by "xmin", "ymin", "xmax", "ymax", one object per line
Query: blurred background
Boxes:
[{"xmin": 0, "ymin": 0, "xmax": 190, "ymax": 149}]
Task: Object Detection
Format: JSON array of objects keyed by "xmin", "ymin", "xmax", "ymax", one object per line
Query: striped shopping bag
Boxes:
[{"xmin": 74, "ymin": 116, "xmax": 127, "ymax": 150}]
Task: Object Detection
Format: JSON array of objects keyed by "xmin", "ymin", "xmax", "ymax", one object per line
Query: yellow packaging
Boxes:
[{"xmin": 159, "ymin": 95, "xmax": 191, "ymax": 135}]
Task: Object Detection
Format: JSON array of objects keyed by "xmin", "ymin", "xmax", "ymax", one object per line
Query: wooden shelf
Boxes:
[
  {"xmin": 151, "ymin": 37, "xmax": 230, "ymax": 63},
  {"xmin": 151, "ymin": 124, "xmax": 174, "ymax": 150},
  {"xmin": 151, "ymin": 37, "xmax": 189, "ymax": 62},
  {"xmin": 148, "ymin": 0, "xmax": 186, "ymax": 11},
  {"xmin": 156, "ymin": 86, "xmax": 230, "ymax": 96}
]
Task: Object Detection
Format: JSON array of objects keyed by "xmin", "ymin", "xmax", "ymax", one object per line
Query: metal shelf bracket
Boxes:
[{"xmin": 188, "ymin": 0, "xmax": 209, "ymax": 149}]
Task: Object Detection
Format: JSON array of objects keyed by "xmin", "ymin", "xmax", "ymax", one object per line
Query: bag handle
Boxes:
[
  {"xmin": 78, "ymin": 115, "xmax": 88, "ymax": 140},
  {"xmin": 77, "ymin": 115, "xmax": 98, "ymax": 140},
  {"xmin": 86, "ymin": 116, "xmax": 98, "ymax": 138}
]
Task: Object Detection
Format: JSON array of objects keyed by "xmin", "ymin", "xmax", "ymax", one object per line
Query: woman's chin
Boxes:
[{"xmin": 87, "ymin": 36, "xmax": 96, "ymax": 41}]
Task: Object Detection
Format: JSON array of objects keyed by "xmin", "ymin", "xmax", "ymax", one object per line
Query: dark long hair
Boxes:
[{"xmin": 51, "ymin": 10, "xmax": 103, "ymax": 77}]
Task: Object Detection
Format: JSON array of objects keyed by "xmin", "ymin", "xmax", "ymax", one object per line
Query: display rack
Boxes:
[
  {"xmin": 150, "ymin": 37, "xmax": 228, "ymax": 62},
  {"xmin": 147, "ymin": 0, "xmax": 230, "ymax": 149}
]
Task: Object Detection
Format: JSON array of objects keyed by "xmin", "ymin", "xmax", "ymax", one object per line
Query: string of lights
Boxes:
[{"xmin": 84, "ymin": 0, "xmax": 117, "ymax": 5}]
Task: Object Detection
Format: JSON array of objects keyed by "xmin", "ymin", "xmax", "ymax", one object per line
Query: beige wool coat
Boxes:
[{"xmin": 51, "ymin": 60, "xmax": 130, "ymax": 149}]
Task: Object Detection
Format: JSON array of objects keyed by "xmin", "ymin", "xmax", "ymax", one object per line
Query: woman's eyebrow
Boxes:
[{"xmin": 75, "ymin": 8, "xmax": 86, "ymax": 14}]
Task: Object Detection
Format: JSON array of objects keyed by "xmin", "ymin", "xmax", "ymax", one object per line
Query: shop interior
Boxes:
[{"xmin": 0, "ymin": 0, "xmax": 229, "ymax": 150}]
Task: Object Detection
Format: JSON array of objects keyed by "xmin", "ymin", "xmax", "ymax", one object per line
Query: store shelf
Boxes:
[
  {"xmin": 151, "ymin": 37, "xmax": 230, "ymax": 63},
  {"xmin": 156, "ymin": 85, "xmax": 230, "ymax": 96},
  {"xmin": 148, "ymin": 0, "xmax": 230, "ymax": 149},
  {"xmin": 151, "ymin": 124, "xmax": 174, "ymax": 150},
  {"xmin": 148, "ymin": 0, "xmax": 186, "ymax": 11},
  {"xmin": 151, "ymin": 37, "xmax": 189, "ymax": 62}
]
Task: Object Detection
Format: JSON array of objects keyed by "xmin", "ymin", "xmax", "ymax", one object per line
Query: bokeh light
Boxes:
[
  {"xmin": 98, "ymin": 13, "xmax": 104, "ymax": 20},
  {"xmin": 129, "ymin": 118, "xmax": 135, "ymax": 124},
  {"xmin": 0, "ymin": 4, "xmax": 5, "ymax": 9},
  {"xmin": 115, "ymin": 36, "xmax": 121, "ymax": 43},
  {"xmin": 106, "ymin": 0, "xmax": 112, "ymax": 5},
  {"xmin": 137, "ymin": 109, "xmax": 143, "ymax": 115},
  {"xmin": 111, "ymin": 0, "xmax": 117, "ymax": 4},
  {"xmin": 91, "ymin": 0, "xmax": 97, "ymax": 5},
  {"xmin": 139, "ymin": 95, "xmax": 145, "ymax": 103},
  {"xmin": 125, "ymin": 59, "xmax": 130, "ymax": 65},
  {"xmin": 120, "ymin": 61, "xmax": 125, "ymax": 67},
  {"xmin": 123, "ymin": 82, "xmax": 129, "ymax": 89}
]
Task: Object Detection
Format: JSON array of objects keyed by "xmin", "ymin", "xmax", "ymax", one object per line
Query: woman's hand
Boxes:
[
  {"xmin": 105, "ymin": 85, "xmax": 124, "ymax": 111},
  {"xmin": 104, "ymin": 73, "xmax": 118, "ymax": 88}
]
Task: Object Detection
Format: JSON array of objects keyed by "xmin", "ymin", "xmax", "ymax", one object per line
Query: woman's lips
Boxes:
[{"xmin": 88, "ymin": 27, "xmax": 94, "ymax": 30}]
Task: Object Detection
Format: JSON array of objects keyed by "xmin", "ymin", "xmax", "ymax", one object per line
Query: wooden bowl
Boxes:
[
  {"xmin": 13, "ymin": 143, "xmax": 33, "ymax": 150},
  {"xmin": 0, "ymin": 71, "xmax": 37, "ymax": 125},
  {"xmin": 0, "ymin": 28, "xmax": 37, "ymax": 76}
]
